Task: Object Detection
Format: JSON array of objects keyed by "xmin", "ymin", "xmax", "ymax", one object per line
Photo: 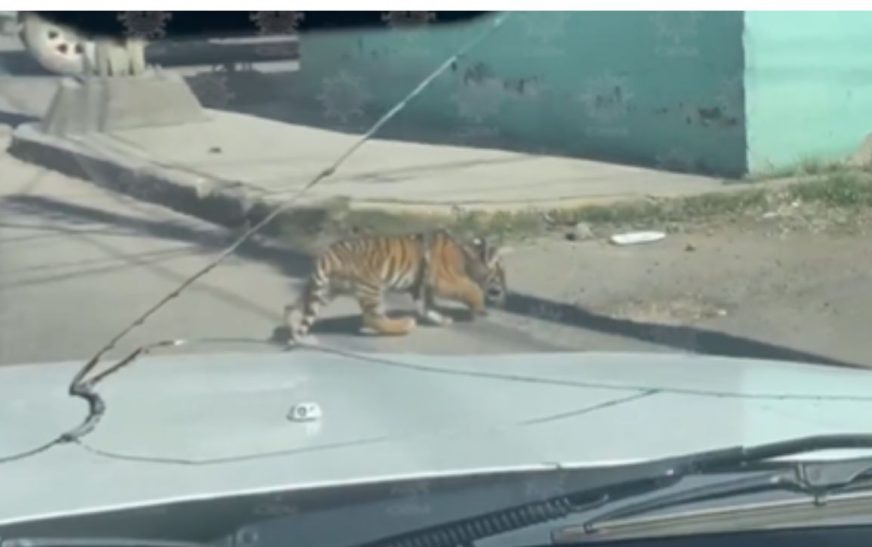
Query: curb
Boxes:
[
  {"xmin": 10, "ymin": 122, "xmax": 811, "ymax": 248},
  {"xmin": 8, "ymin": 123, "xmax": 350, "ymax": 255},
  {"xmin": 8, "ymin": 122, "xmax": 632, "ymax": 245}
]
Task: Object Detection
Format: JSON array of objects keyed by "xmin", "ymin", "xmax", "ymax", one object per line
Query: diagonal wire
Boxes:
[
  {"xmin": 2, "ymin": 16, "xmax": 512, "ymax": 466},
  {"xmin": 68, "ymin": 14, "xmax": 511, "ymax": 392}
]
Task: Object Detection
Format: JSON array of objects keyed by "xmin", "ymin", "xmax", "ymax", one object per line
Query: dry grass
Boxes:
[{"xmin": 275, "ymin": 169, "xmax": 872, "ymax": 247}]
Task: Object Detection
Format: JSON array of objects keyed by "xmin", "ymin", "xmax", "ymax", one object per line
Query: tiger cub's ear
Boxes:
[
  {"xmin": 470, "ymin": 236, "xmax": 515, "ymax": 267},
  {"xmin": 471, "ymin": 236, "xmax": 488, "ymax": 259}
]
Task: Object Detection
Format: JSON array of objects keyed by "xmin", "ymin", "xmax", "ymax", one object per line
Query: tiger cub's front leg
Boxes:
[
  {"xmin": 436, "ymin": 277, "xmax": 488, "ymax": 318},
  {"xmin": 356, "ymin": 284, "xmax": 417, "ymax": 336},
  {"xmin": 413, "ymin": 282, "xmax": 453, "ymax": 327}
]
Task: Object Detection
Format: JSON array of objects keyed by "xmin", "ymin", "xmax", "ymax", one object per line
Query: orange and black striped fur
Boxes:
[{"xmin": 283, "ymin": 230, "xmax": 510, "ymax": 341}]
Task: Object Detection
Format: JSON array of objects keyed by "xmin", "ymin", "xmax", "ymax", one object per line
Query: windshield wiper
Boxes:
[
  {"xmin": 356, "ymin": 434, "xmax": 872, "ymax": 547},
  {"xmin": 576, "ymin": 453, "xmax": 872, "ymax": 532}
]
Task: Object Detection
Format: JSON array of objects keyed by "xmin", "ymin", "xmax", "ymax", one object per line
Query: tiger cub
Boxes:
[{"xmin": 283, "ymin": 230, "xmax": 510, "ymax": 342}]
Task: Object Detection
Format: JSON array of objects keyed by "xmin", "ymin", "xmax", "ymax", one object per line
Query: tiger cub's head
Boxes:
[{"xmin": 465, "ymin": 236, "xmax": 513, "ymax": 307}]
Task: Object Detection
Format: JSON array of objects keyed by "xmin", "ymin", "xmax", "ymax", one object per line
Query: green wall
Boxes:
[
  {"xmin": 293, "ymin": 12, "xmax": 872, "ymax": 177},
  {"xmin": 297, "ymin": 12, "xmax": 747, "ymax": 176},
  {"xmin": 743, "ymin": 11, "xmax": 872, "ymax": 173}
]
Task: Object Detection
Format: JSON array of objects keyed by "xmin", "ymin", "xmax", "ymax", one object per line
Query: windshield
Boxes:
[{"xmin": 3, "ymin": 9, "xmax": 872, "ymax": 546}]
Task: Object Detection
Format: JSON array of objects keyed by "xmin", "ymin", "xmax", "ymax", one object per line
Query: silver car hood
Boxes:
[{"xmin": 3, "ymin": 349, "xmax": 872, "ymax": 526}]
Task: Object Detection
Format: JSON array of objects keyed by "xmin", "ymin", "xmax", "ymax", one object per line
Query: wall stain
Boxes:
[
  {"xmin": 461, "ymin": 62, "xmax": 491, "ymax": 85},
  {"xmin": 697, "ymin": 106, "xmax": 739, "ymax": 127},
  {"xmin": 655, "ymin": 102, "xmax": 739, "ymax": 128},
  {"xmin": 503, "ymin": 76, "xmax": 541, "ymax": 96},
  {"xmin": 460, "ymin": 61, "xmax": 541, "ymax": 97}
]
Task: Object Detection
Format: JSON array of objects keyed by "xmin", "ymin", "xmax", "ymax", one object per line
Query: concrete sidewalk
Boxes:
[{"xmin": 8, "ymin": 109, "xmax": 740, "ymax": 246}]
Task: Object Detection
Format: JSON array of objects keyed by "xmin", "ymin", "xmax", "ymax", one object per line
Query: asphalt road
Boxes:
[
  {"xmin": 0, "ymin": 47, "xmax": 668, "ymax": 368},
  {"xmin": 0, "ymin": 137, "xmax": 669, "ymax": 367}
]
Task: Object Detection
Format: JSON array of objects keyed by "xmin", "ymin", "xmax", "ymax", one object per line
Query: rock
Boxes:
[
  {"xmin": 685, "ymin": 243, "xmax": 696, "ymax": 252},
  {"xmin": 566, "ymin": 221, "xmax": 594, "ymax": 241}
]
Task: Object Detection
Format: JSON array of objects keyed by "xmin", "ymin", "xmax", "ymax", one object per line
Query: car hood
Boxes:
[{"xmin": 3, "ymin": 348, "xmax": 872, "ymax": 526}]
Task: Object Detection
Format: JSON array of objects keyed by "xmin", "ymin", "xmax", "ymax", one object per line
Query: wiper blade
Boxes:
[
  {"xmin": 575, "ymin": 440, "xmax": 872, "ymax": 537},
  {"xmin": 575, "ymin": 468, "xmax": 837, "ymax": 536},
  {"xmin": 358, "ymin": 434, "xmax": 872, "ymax": 547}
]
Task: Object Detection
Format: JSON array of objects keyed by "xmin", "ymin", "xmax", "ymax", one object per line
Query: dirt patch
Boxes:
[
  {"xmin": 504, "ymin": 216, "xmax": 872, "ymax": 366},
  {"xmin": 607, "ymin": 296, "xmax": 728, "ymax": 326}
]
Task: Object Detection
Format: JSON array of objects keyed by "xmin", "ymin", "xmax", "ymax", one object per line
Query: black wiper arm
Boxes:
[
  {"xmin": 687, "ymin": 433, "xmax": 872, "ymax": 473},
  {"xmin": 357, "ymin": 434, "xmax": 872, "ymax": 547}
]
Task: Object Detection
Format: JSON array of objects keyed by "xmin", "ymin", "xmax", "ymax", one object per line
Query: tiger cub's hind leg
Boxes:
[
  {"xmin": 284, "ymin": 279, "xmax": 331, "ymax": 344},
  {"xmin": 283, "ymin": 305, "xmax": 320, "ymax": 346},
  {"xmin": 356, "ymin": 284, "xmax": 416, "ymax": 336}
]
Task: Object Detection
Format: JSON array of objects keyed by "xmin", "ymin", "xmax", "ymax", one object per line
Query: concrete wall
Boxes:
[
  {"xmin": 297, "ymin": 12, "xmax": 747, "ymax": 176},
  {"xmin": 743, "ymin": 11, "xmax": 872, "ymax": 173}
]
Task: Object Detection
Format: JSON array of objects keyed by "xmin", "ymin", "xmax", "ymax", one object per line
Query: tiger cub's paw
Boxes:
[{"xmin": 422, "ymin": 309, "xmax": 453, "ymax": 326}]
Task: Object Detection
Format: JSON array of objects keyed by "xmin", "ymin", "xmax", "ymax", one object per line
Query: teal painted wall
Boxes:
[
  {"xmin": 744, "ymin": 11, "xmax": 872, "ymax": 173},
  {"xmin": 296, "ymin": 12, "xmax": 747, "ymax": 176}
]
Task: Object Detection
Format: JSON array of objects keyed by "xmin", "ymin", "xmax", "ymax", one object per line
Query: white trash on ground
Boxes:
[{"xmin": 609, "ymin": 231, "xmax": 667, "ymax": 246}]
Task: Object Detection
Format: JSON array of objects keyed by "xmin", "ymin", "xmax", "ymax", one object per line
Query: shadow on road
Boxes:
[
  {"xmin": 3, "ymin": 192, "xmax": 865, "ymax": 369},
  {"xmin": 503, "ymin": 292, "xmax": 867, "ymax": 370},
  {"xmin": 1, "ymin": 193, "xmax": 313, "ymax": 279},
  {"xmin": 0, "ymin": 246, "xmax": 198, "ymax": 290},
  {"xmin": 269, "ymin": 304, "xmax": 476, "ymax": 343}
]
